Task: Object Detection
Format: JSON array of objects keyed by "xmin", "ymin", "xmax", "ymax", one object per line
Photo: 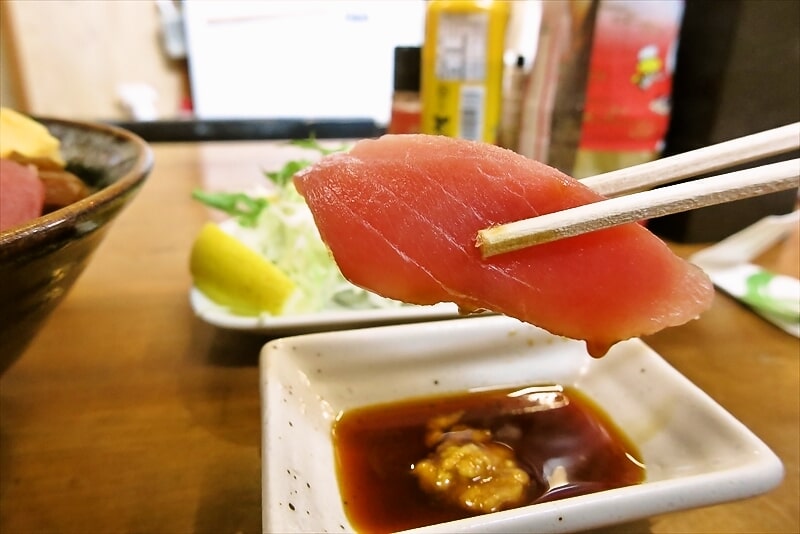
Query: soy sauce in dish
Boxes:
[{"xmin": 332, "ymin": 384, "xmax": 645, "ymax": 534}]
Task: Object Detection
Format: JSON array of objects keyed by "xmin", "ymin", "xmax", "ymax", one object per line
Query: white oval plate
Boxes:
[
  {"xmin": 260, "ymin": 315, "xmax": 783, "ymax": 533},
  {"xmin": 190, "ymin": 287, "xmax": 468, "ymax": 334},
  {"xmin": 189, "ymin": 216, "xmax": 473, "ymax": 334}
]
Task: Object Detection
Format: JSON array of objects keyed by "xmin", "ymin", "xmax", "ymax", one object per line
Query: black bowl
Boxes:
[{"xmin": 0, "ymin": 118, "xmax": 153, "ymax": 375}]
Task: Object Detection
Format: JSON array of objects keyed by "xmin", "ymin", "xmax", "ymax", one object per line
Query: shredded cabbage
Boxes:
[{"xmin": 193, "ymin": 140, "xmax": 405, "ymax": 316}]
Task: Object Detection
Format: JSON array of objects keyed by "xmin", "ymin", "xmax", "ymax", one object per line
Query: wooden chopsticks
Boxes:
[{"xmin": 477, "ymin": 122, "xmax": 800, "ymax": 258}]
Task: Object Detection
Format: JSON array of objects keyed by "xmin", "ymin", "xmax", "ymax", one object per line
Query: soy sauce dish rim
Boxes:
[{"xmin": 259, "ymin": 315, "xmax": 783, "ymax": 533}]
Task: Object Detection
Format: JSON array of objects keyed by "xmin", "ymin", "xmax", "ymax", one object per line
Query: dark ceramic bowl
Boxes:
[{"xmin": 0, "ymin": 118, "xmax": 153, "ymax": 375}]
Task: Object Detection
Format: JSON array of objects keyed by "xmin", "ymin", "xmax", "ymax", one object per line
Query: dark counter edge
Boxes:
[{"xmin": 105, "ymin": 118, "xmax": 385, "ymax": 143}]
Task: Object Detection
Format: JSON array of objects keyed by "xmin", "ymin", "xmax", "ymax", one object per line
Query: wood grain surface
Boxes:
[{"xmin": 1, "ymin": 141, "xmax": 797, "ymax": 533}]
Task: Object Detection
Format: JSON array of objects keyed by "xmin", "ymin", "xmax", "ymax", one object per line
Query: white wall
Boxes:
[{"xmin": 183, "ymin": 0, "xmax": 427, "ymax": 125}]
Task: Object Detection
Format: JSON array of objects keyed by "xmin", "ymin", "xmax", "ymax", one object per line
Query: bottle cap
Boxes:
[{"xmin": 393, "ymin": 46, "xmax": 421, "ymax": 92}]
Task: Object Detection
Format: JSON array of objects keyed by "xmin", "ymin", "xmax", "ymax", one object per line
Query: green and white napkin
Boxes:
[{"xmin": 691, "ymin": 210, "xmax": 800, "ymax": 338}]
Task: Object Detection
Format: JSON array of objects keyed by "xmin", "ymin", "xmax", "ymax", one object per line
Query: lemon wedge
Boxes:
[
  {"xmin": 190, "ymin": 222, "xmax": 296, "ymax": 316},
  {"xmin": 0, "ymin": 107, "xmax": 65, "ymax": 166}
]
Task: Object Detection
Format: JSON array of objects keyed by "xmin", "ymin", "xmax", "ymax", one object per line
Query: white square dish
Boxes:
[{"xmin": 259, "ymin": 315, "xmax": 783, "ymax": 533}]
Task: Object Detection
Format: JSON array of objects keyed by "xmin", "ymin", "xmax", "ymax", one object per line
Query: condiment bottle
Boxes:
[
  {"xmin": 498, "ymin": 54, "xmax": 526, "ymax": 151},
  {"xmin": 388, "ymin": 46, "xmax": 422, "ymax": 134},
  {"xmin": 421, "ymin": 0, "xmax": 510, "ymax": 143},
  {"xmin": 572, "ymin": 0, "xmax": 684, "ymax": 178}
]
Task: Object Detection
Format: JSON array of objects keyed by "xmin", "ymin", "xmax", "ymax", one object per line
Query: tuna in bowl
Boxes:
[{"xmin": 0, "ymin": 115, "xmax": 153, "ymax": 375}]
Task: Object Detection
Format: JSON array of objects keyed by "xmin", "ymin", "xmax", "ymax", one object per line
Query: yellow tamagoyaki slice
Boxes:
[{"xmin": 0, "ymin": 107, "xmax": 65, "ymax": 166}]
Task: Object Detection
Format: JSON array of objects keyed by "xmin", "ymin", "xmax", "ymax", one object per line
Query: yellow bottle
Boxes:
[{"xmin": 421, "ymin": 0, "xmax": 510, "ymax": 144}]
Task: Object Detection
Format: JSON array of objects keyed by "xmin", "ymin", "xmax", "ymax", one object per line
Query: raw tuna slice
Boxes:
[
  {"xmin": 294, "ymin": 134, "xmax": 714, "ymax": 356},
  {"xmin": 0, "ymin": 158, "xmax": 45, "ymax": 231}
]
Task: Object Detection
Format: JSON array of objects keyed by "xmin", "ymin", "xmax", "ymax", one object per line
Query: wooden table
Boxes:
[{"xmin": 1, "ymin": 141, "xmax": 798, "ymax": 533}]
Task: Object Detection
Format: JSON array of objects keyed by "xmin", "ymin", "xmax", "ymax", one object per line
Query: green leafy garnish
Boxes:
[
  {"xmin": 191, "ymin": 190, "xmax": 268, "ymax": 227},
  {"xmin": 264, "ymin": 159, "xmax": 313, "ymax": 188},
  {"xmin": 263, "ymin": 138, "xmax": 348, "ymax": 187}
]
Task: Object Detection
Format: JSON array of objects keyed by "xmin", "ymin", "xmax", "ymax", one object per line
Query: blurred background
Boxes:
[
  {"xmin": 1, "ymin": 0, "xmax": 797, "ymax": 138},
  {"xmin": 0, "ymin": 1, "xmax": 428, "ymax": 124},
  {"xmin": 1, "ymin": 0, "xmax": 797, "ymax": 238},
  {"xmin": 1, "ymin": 1, "xmax": 796, "ymax": 127}
]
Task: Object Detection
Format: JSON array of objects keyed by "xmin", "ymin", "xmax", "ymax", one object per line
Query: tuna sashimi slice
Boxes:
[
  {"xmin": 0, "ymin": 158, "xmax": 45, "ymax": 231},
  {"xmin": 293, "ymin": 134, "xmax": 714, "ymax": 356}
]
